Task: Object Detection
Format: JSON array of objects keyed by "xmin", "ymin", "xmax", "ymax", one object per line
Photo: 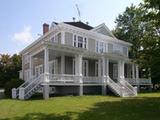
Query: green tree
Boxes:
[
  {"xmin": 113, "ymin": 2, "xmax": 160, "ymax": 87},
  {"xmin": 0, "ymin": 54, "xmax": 22, "ymax": 88}
]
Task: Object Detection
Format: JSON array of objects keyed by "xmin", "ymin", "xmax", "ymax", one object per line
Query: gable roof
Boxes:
[
  {"xmin": 64, "ymin": 21, "xmax": 93, "ymax": 30},
  {"xmin": 91, "ymin": 23, "xmax": 115, "ymax": 38}
]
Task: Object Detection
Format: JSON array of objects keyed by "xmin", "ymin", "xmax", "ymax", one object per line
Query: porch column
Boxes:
[
  {"xmin": 98, "ymin": 59, "xmax": 101, "ymax": 77},
  {"xmin": 132, "ymin": 63, "xmax": 135, "ymax": 79},
  {"xmin": 121, "ymin": 61, "xmax": 125, "ymax": 79},
  {"xmin": 61, "ymin": 31, "xmax": 65, "ymax": 44},
  {"xmin": 135, "ymin": 65, "xmax": 140, "ymax": 91},
  {"xmin": 75, "ymin": 54, "xmax": 83, "ymax": 96},
  {"xmin": 44, "ymin": 48, "xmax": 49, "ymax": 76},
  {"xmin": 61, "ymin": 55, "xmax": 65, "ymax": 74},
  {"xmin": 102, "ymin": 57, "xmax": 106, "ymax": 95},
  {"xmin": 136, "ymin": 65, "xmax": 139, "ymax": 83},
  {"xmin": 29, "ymin": 55, "xmax": 33, "ymax": 79},
  {"xmin": 118, "ymin": 60, "xmax": 125, "ymax": 81},
  {"xmin": 43, "ymin": 48, "xmax": 49, "ymax": 99}
]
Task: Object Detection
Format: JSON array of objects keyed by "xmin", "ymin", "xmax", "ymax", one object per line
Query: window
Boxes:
[
  {"xmin": 57, "ymin": 33, "xmax": 61, "ymax": 43},
  {"xmin": 78, "ymin": 36, "xmax": 83, "ymax": 48},
  {"xmin": 123, "ymin": 47, "xmax": 128, "ymax": 56},
  {"xmin": 84, "ymin": 38, "xmax": 87, "ymax": 48},
  {"xmin": 96, "ymin": 41, "xmax": 107, "ymax": 53},
  {"xmin": 73, "ymin": 35, "xmax": 88, "ymax": 49},
  {"xmin": 108, "ymin": 43, "xmax": 113, "ymax": 53},
  {"xmin": 74, "ymin": 35, "xmax": 77, "ymax": 47}
]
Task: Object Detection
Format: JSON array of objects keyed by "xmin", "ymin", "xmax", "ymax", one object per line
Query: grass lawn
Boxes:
[{"xmin": 0, "ymin": 92, "xmax": 160, "ymax": 120}]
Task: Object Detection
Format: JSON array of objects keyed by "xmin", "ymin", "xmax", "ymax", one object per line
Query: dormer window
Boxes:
[{"xmin": 73, "ymin": 34, "xmax": 88, "ymax": 49}]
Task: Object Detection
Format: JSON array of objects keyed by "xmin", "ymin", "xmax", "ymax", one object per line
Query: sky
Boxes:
[{"xmin": 0, "ymin": 0, "xmax": 141, "ymax": 55}]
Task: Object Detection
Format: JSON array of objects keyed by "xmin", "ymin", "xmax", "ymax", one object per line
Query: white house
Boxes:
[{"xmin": 12, "ymin": 21, "xmax": 152, "ymax": 100}]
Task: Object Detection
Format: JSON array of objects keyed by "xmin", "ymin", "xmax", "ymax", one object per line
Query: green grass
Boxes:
[{"xmin": 0, "ymin": 92, "xmax": 160, "ymax": 120}]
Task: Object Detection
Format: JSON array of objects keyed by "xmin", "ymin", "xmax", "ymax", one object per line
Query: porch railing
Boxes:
[
  {"xmin": 83, "ymin": 76, "xmax": 102, "ymax": 84},
  {"xmin": 125, "ymin": 78, "xmax": 152, "ymax": 85},
  {"xmin": 47, "ymin": 74, "xmax": 80, "ymax": 84},
  {"xmin": 43, "ymin": 74, "xmax": 103, "ymax": 84}
]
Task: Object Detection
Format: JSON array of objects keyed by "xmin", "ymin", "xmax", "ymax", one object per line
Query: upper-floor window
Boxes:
[
  {"xmin": 122, "ymin": 47, "xmax": 128, "ymax": 56},
  {"xmin": 57, "ymin": 33, "xmax": 61, "ymax": 43},
  {"xmin": 108, "ymin": 43, "xmax": 113, "ymax": 53},
  {"xmin": 96, "ymin": 41, "xmax": 107, "ymax": 53},
  {"xmin": 73, "ymin": 35, "xmax": 88, "ymax": 49}
]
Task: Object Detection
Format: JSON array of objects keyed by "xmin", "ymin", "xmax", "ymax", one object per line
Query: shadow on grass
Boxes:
[
  {"xmin": 1, "ymin": 97, "xmax": 160, "ymax": 120},
  {"xmin": 77, "ymin": 97, "xmax": 160, "ymax": 120},
  {"xmin": 0, "ymin": 113, "xmax": 72, "ymax": 120}
]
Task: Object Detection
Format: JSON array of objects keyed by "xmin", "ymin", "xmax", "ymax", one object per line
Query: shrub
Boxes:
[{"xmin": 4, "ymin": 78, "xmax": 24, "ymax": 98}]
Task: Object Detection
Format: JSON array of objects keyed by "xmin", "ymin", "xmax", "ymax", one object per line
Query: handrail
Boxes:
[
  {"xmin": 107, "ymin": 77, "xmax": 122, "ymax": 96},
  {"xmin": 118, "ymin": 78, "xmax": 137, "ymax": 95},
  {"xmin": 24, "ymin": 74, "xmax": 44, "ymax": 95},
  {"xmin": 16, "ymin": 76, "xmax": 37, "ymax": 97}
]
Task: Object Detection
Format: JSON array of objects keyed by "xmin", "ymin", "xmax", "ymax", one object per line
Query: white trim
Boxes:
[{"xmin": 91, "ymin": 23, "xmax": 115, "ymax": 38}]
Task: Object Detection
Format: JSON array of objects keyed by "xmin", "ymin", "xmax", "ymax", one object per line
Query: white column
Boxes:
[
  {"xmin": 106, "ymin": 58, "xmax": 109, "ymax": 77},
  {"xmin": 61, "ymin": 31, "xmax": 65, "ymax": 44},
  {"xmin": 118, "ymin": 60, "xmax": 121, "ymax": 80},
  {"xmin": 29, "ymin": 55, "xmax": 33, "ymax": 79},
  {"xmin": 118, "ymin": 60, "xmax": 125, "ymax": 81},
  {"xmin": 98, "ymin": 59, "xmax": 101, "ymax": 77},
  {"xmin": 132, "ymin": 63, "xmax": 135, "ymax": 79},
  {"xmin": 61, "ymin": 55, "xmax": 65, "ymax": 74},
  {"xmin": 136, "ymin": 65, "xmax": 139, "ymax": 81},
  {"xmin": 44, "ymin": 48, "xmax": 49, "ymax": 74},
  {"xmin": 102, "ymin": 57, "xmax": 106, "ymax": 95},
  {"xmin": 75, "ymin": 54, "xmax": 83, "ymax": 96},
  {"xmin": 121, "ymin": 61, "xmax": 125, "ymax": 79},
  {"xmin": 43, "ymin": 48, "xmax": 50, "ymax": 99}
]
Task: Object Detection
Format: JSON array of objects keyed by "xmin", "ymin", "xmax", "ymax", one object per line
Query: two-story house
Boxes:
[{"xmin": 12, "ymin": 21, "xmax": 152, "ymax": 100}]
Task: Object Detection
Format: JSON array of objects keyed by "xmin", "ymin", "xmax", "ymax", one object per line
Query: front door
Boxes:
[{"xmin": 82, "ymin": 60, "xmax": 88, "ymax": 76}]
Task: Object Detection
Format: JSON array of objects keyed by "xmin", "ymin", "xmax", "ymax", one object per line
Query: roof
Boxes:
[{"xmin": 64, "ymin": 21, "xmax": 93, "ymax": 30}]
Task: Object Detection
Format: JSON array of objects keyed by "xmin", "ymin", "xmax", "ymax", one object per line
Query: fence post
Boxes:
[
  {"xmin": 19, "ymin": 88, "xmax": 25, "ymax": 100},
  {"xmin": 12, "ymin": 88, "xmax": 17, "ymax": 99}
]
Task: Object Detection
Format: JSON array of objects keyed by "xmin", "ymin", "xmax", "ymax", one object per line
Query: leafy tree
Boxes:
[
  {"xmin": 0, "ymin": 54, "xmax": 22, "ymax": 88},
  {"xmin": 113, "ymin": 2, "xmax": 160, "ymax": 87}
]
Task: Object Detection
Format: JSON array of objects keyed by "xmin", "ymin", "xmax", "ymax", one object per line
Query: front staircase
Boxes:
[
  {"xmin": 12, "ymin": 74, "xmax": 44, "ymax": 100},
  {"xmin": 12, "ymin": 74, "xmax": 137, "ymax": 100},
  {"xmin": 107, "ymin": 77, "xmax": 137, "ymax": 97}
]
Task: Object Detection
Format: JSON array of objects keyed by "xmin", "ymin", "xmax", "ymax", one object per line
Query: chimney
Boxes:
[{"xmin": 43, "ymin": 23, "xmax": 49, "ymax": 35}]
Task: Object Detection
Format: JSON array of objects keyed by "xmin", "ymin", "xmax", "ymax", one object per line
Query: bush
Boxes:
[{"xmin": 4, "ymin": 79, "xmax": 24, "ymax": 98}]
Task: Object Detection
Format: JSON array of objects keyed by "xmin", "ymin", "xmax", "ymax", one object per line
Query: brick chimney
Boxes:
[{"xmin": 43, "ymin": 23, "xmax": 49, "ymax": 35}]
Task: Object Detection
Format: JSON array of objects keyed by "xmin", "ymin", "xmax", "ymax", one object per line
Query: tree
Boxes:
[
  {"xmin": 0, "ymin": 54, "xmax": 22, "ymax": 88},
  {"xmin": 113, "ymin": 2, "xmax": 160, "ymax": 87}
]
